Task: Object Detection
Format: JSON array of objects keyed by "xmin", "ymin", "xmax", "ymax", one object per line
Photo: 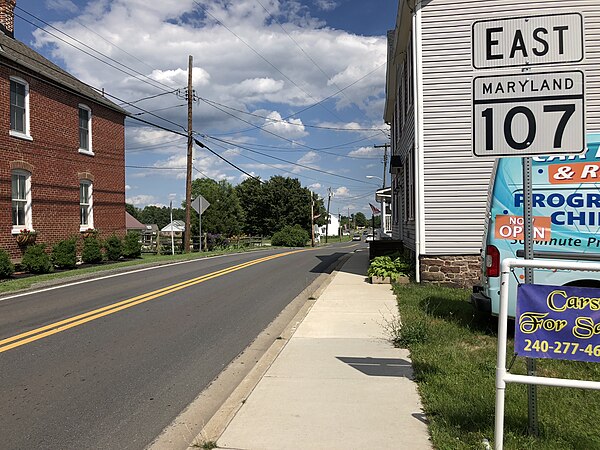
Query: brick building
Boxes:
[{"xmin": 0, "ymin": 0, "xmax": 127, "ymax": 260}]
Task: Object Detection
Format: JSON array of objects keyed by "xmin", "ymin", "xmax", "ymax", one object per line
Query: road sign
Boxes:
[
  {"xmin": 191, "ymin": 195, "xmax": 210, "ymax": 214},
  {"xmin": 472, "ymin": 13, "xmax": 584, "ymax": 69},
  {"xmin": 473, "ymin": 70, "xmax": 585, "ymax": 157}
]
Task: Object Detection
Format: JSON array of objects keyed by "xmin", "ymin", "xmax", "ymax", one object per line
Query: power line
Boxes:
[
  {"xmin": 15, "ymin": 8, "xmax": 176, "ymax": 95},
  {"xmin": 194, "ymin": 138, "xmax": 262, "ymax": 182},
  {"xmin": 205, "ymin": 135, "xmax": 372, "ymax": 185},
  {"xmin": 191, "ymin": 0, "xmax": 346, "ymax": 125},
  {"xmin": 199, "ymin": 97, "xmax": 384, "ymax": 132},
  {"xmin": 200, "ymin": 99, "xmax": 383, "ymax": 161},
  {"xmin": 255, "ymin": 0, "xmax": 366, "ymax": 119}
]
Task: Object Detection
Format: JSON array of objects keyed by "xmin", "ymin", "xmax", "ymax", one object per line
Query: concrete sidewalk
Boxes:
[{"xmin": 200, "ymin": 249, "xmax": 431, "ymax": 450}]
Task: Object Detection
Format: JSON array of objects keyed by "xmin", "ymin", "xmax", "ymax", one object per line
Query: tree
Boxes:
[
  {"xmin": 125, "ymin": 203, "xmax": 140, "ymax": 220},
  {"xmin": 190, "ymin": 178, "xmax": 243, "ymax": 237},
  {"xmin": 235, "ymin": 177, "xmax": 268, "ymax": 236},
  {"xmin": 355, "ymin": 211, "xmax": 368, "ymax": 227},
  {"xmin": 138, "ymin": 205, "xmax": 184, "ymax": 229},
  {"xmin": 261, "ymin": 176, "xmax": 325, "ymax": 236}
]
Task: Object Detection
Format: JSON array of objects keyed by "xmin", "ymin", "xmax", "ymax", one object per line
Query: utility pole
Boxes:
[
  {"xmin": 310, "ymin": 191, "xmax": 315, "ymax": 247},
  {"xmin": 325, "ymin": 187, "xmax": 333, "ymax": 244},
  {"xmin": 374, "ymin": 143, "xmax": 389, "ymax": 235},
  {"xmin": 184, "ymin": 55, "xmax": 193, "ymax": 253},
  {"xmin": 348, "ymin": 207, "xmax": 351, "ymax": 230}
]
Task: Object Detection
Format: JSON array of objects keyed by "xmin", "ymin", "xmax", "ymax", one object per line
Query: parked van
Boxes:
[{"xmin": 472, "ymin": 133, "xmax": 600, "ymax": 318}]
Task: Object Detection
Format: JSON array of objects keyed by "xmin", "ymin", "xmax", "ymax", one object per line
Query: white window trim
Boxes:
[
  {"xmin": 11, "ymin": 170, "xmax": 33, "ymax": 234},
  {"xmin": 9, "ymin": 76, "xmax": 32, "ymax": 141},
  {"xmin": 78, "ymin": 104, "xmax": 94, "ymax": 155},
  {"xmin": 79, "ymin": 180, "xmax": 94, "ymax": 231}
]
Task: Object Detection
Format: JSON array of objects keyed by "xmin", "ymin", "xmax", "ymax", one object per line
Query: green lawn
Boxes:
[{"xmin": 392, "ymin": 283, "xmax": 600, "ymax": 450}]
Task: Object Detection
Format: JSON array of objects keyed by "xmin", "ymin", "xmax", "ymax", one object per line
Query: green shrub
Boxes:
[
  {"xmin": 122, "ymin": 232, "xmax": 142, "ymax": 258},
  {"xmin": 367, "ymin": 255, "xmax": 412, "ymax": 279},
  {"xmin": 104, "ymin": 235, "xmax": 123, "ymax": 261},
  {"xmin": 271, "ymin": 225, "xmax": 309, "ymax": 247},
  {"xmin": 51, "ymin": 238, "xmax": 77, "ymax": 269},
  {"xmin": 0, "ymin": 248, "xmax": 15, "ymax": 278},
  {"xmin": 21, "ymin": 244, "xmax": 53, "ymax": 274},
  {"xmin": 82, "ymin": 237, "xmax": 103, "ymax": 264}
]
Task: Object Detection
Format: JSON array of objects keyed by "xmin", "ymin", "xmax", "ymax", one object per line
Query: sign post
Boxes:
[
  {"xmin": 191, "ymin": 195, "xmax": 210, "ymax": 251},
  {"xmin": 472, "ymin": 11, "xmax": 586, "ymax": 440}
]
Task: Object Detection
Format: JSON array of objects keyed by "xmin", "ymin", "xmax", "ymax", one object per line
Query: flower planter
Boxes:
[
  {"xmin": 370, "ymin": 275, "xmax": 391, "ymax": 284},
  {"xmin": 16, "ymin": 233, "xmax": 37, "ymax": 247},
  {"xmin": 81, "ymin": 230, "xmax": 98, "ymax": 239},
  {"xmin": 369, "ymin": 274, "xmax": 410, "ymax": 284}
]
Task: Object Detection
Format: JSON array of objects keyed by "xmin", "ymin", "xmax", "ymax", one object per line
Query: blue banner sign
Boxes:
[{"xmin": 515, "ymin": 284, "xmax": 600, "ymax": 363}]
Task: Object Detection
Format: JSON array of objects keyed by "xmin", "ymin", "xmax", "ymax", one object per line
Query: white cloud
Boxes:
[
  {"xmin": 314, "ymin": 0, "xmax": 339, "ymax": 11},
  {"xmin": 149, "ymin": 67, "xmax": 210, "ymax": 87},
  {"xmin": 126, "ymin": 194, "xmax": 157, "ymax": 205},
  {"xmin": 348, "ymin": 146, "xmax": 382, "ymax": 158},
  {"xmin": 262, "ymin": 111, "xmax": 309, "ymax": 139},
  {"xmin": 334, "ymin": 186, "xmax": 350, "ymax": 197},
  {"xmin": 309, "ymin": 183, "xmax": 322, "ymax": 190},
  {"xmin": 32, "ymin": 1, "xmax": 387, "ymax": 125},
  {"xmin": 125, "ymin": 184, "xmax": 131, "ymax": 190},
  {"xmin": 45, "ymin": 0, "xmax": 78, "ymax": 13},
  {"xmin": 232, "ymin": 78, "xmax": 285, "ymax": 98},
  {"xmin": 297, "ymin": 151, "xmax": 320, "ymax": 165}
]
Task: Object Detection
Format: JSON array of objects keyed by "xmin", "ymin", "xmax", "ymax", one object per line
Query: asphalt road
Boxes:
[{"xmin": 0, "ymin": 242, "xmax": 361, "ymax": 449}]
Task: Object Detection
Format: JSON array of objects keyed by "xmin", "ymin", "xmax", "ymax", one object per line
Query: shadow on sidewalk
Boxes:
[
  {"xmin": 336, "ymin": 356, "xmax": 413, "ymax": 378},
  {"xmin": 309, "ymin": 252, "xmax": 368, "ymax": 277}
]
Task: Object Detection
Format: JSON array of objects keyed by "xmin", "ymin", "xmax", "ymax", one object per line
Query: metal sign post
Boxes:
[
  {"xmin": 522, "ymin": 157, "xmax": 538, "ymax": 435},
  {"xmin": 191, "ymin": 195, "xmax": 210, "ymax": 251}
]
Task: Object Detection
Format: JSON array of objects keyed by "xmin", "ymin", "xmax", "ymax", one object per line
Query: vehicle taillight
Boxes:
[{"xmin": 485, "ymin": 245, "xmax": 500, "ymax": 277}]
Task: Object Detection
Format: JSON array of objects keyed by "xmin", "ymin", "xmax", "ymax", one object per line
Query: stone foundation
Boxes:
[{"xmin": 420, "ymin": 255, "xmax": 482, "ymax": 288}]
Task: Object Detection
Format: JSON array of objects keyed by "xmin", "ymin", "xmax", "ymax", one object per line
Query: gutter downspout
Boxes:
[{"xmin": 413, "ymin": 0, "xmax": 425, "ymax": 282}]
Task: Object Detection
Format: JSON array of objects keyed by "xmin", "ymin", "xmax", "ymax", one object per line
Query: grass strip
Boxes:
[
  {"xmin": 391, "ymin": 283, "xmax": 600, "ymax": 450},
  {"xmin": 0, "ymin": 246, "xmax": 269, "ymax": 295}
]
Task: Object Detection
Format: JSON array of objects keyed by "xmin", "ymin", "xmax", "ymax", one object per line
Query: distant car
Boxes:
[
  {"xmin": 365, "ymin": 233, "xmax": 374, "ymax": 242},
  {"xmin": 342, "ymin": 231, "xmax": 350, "ymax": 236},
  {"xmin": 362, "ymin": 230, "xmax": 368, "ymax": 235},
  {"xmin": 352, "ymin": 233, "xmax": 361, "ymax": 241}
]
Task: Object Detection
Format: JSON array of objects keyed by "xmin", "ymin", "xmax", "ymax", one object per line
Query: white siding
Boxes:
[{"xmin": 419, "ymin": 0, "xmax": 600, "ymax": 255}]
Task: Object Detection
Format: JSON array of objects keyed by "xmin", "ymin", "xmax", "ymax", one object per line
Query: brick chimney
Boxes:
[{"xmin": 0, "ymin": 0, "xmax": 16, "ymax": 38}]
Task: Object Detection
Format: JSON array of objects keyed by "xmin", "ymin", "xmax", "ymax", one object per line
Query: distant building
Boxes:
[
  {"xmin": 318, "ymin": 214, "xmax": 340, "ymax": 237},
  {"xmin": 0, "ymin": 0, "xmax": 127, "ymax": 260}
]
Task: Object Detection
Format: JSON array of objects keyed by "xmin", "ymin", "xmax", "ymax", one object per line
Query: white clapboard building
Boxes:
[{"xmin": 384, "ymin": 0, "xmax": 600, "ymax": 286}]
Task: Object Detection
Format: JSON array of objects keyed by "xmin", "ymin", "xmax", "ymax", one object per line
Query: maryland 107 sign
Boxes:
[{"xmin": 473, "ymin": 71, "xmax": 585, "ymax": 156}]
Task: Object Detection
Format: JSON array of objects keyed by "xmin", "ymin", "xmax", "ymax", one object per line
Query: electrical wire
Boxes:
[
  {"xmin": 191, "ymin": 0, "xmax": 347, "ymax": 124},
  {"xmin": 15, "ymin": 9, "xmax": 175, "ymax": 94},
  {"xmin": 205, "ymin": 135, "xmax": 372, "ymax": 185},
  {"xmin": 199, "ymin": 97, "xmax": 384, "ymax": 132}
]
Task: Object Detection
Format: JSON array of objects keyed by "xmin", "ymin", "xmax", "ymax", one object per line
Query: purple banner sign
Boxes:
[{"xmin": 515, "ymin": 284, "xmax": 600, "ymax": 363}]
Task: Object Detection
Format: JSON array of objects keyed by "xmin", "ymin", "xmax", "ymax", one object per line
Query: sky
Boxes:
[{"xmin": 14, "ymin": 0, "xmax": 396, "ymax": 217}]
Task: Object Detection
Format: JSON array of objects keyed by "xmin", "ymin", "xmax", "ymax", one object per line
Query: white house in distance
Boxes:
[
  {"xmin": 318, "ymin": 214, "xmax": 340, "ymax": 237},
  {"xmin": 384, "ymin": 0, "xmax": 600, "ymax": 287}
]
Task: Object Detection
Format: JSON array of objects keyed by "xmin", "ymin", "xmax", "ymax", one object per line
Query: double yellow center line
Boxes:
[{"xmin": 0, "ymin": 249, "xmax": 308, "ymax": 354}]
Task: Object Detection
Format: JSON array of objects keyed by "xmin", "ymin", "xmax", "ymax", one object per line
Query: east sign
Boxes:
[{"xmin": 472, "ymin": 13, "xmax": 584, "ymax": 69}]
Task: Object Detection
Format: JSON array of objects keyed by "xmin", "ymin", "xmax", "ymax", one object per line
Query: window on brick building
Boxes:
[
  {"xmin": 10, "ymin": 77, "xmax": 31, "ymax": 140},
  {"xmin": 12, "ymin": 170, "xmax": 32, "ymax": 232},
  {"xmin": 80, "ymin": 180, "xmax": 93, "ymax": 230},
  {"xmin": 78, "ymin": 105, "xmax": 93, "ymax": 154}
]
